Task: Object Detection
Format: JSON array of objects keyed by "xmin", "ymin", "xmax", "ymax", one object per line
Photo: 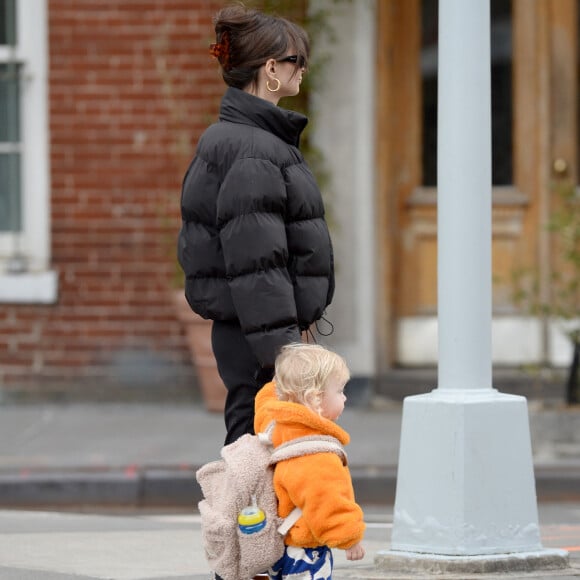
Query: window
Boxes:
[
  {"xmin": 0, "ymin": 1, "xmax": 19, "ymax": 233},
  {"xmin": 0, "ymin": 0, "xmax": 57, "ymax": 303}
]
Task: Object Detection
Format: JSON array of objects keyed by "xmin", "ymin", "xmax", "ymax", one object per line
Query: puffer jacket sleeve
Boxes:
[{"xmin": 217, "ymin": 157, "xmax": 301, "ymax": 367}]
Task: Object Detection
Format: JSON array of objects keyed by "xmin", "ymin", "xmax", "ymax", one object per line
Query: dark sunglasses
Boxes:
[{"xmin": 277, "ymin": 54, "xmax": 307, "ymax": 68}]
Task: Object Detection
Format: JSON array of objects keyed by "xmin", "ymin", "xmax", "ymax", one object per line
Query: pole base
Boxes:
[
  {"xmin": 391, "ymin": 389, "xmax": 544, "ymax": 555},
  {"xmin": 375, "ymin": 548, "xmax": 569, "ymax": 575}
]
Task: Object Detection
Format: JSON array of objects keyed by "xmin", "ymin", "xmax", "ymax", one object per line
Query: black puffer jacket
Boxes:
[{"xmin": 178, "ymin": 87, "xmax": 335, "ymax": 367}]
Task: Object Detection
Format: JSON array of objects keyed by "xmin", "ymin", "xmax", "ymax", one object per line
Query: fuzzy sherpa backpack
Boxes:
[{"xmin": 195, "ymin": 423, "xmax": 347, "ymax": 580}]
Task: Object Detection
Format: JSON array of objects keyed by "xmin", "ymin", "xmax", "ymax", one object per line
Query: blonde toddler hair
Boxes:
[{"xmin": 274, "ymin": 343, "xmax": 350, "ymax": 411}]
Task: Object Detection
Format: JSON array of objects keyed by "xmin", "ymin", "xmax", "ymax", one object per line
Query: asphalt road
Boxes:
[{"xmin": 0, "ymin": 503, "xmax": 579, "ymax": 580}]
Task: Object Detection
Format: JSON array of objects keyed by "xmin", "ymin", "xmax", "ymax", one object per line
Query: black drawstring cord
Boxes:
[
  {"xmin": 315, "ymin": 314, "xmax": 334, "ymax": 337},
  {"xmin": 300, "ymin": 314, "xmax": 335, "ymax": 343}
]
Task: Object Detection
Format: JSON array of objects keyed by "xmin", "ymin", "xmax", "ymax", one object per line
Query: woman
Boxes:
[{"xmin": 178, "ymin": 4, "xmax": 334, "ymax": 447}]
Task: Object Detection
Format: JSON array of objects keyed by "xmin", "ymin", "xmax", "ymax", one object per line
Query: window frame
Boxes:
[{"xmin": 0, "ymin": 0, "xmax": 57, "ymax": 303}]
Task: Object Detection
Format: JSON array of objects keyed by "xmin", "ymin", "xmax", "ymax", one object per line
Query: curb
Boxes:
[
  {"xmin": 0, "ymin": 468, "xmax": 195, "ymax": 509},
  {"xmin": 1, "ymin": 465, "xmax": 580, "ymax": 509}
]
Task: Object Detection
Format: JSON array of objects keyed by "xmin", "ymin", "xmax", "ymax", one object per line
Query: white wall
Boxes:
[{"xmin": 310, "ymin": 0, "xmax": 376, "ymax": 377}]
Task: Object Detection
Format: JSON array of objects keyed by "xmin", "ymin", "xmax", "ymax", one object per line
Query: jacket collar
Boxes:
[
  {"xmin": 265, "ymin": 399, "xmax": 351, "ymax": 446},
  {"xmin": 219, "ymin": 87, "xmax": 308, "ymax": 147}
]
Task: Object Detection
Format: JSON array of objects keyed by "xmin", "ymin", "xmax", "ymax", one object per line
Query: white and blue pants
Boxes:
[{"xmin": 269, "ymin": 545, "xmax": 333, "ymax": 579}]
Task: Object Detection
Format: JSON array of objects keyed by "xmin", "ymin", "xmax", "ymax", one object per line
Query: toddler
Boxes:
[{"xmin": 254, "ymin": 343, "xmax": 366, "ymax": 579}]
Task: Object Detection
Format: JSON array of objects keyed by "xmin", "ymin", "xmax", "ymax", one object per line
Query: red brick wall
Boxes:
[{"xmin": 0, "ymin": 0, "xmax": 225, "ymax": 398}]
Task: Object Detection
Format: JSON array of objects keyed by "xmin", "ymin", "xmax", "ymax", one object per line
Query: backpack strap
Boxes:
[
  {"xmin": 269, "ymin": 435, "xmax": 347, "ymax": 466},
  {"xmin": 257, "ymin": 420, "xmax": 276, "ymax": 446},
  {"xmin": 277, "ymin": 506, "xmax": 302, "ymax": 536}
]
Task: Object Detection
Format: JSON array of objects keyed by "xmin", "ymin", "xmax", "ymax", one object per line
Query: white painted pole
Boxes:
[
  {"xmin": 377, "ymin": 0, "xmax": 569, "ymax": 569},
  {"xmin": 437, "ymin": 0, "xmax": 492, "ymax": 392}
]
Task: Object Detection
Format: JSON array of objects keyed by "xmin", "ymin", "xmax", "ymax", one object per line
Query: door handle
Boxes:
[{"xmin": 552, "ymin": 158, "xmax": 569, "ymax": 176}]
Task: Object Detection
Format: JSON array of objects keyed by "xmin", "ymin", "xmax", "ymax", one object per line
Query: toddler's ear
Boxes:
[{"xmin": 304, "ymin": 392, "xmax": 320, "ymax": 412}]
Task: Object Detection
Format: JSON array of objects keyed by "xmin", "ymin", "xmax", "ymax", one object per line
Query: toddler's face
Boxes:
[{"xmin": 320, "ymin": 376, "xmax": 347, "ymax": 421}]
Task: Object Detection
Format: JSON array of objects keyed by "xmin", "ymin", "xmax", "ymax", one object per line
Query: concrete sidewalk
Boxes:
[
  {"xmin": 2, "ymin": 395, "xmax": 580, "ymax": 579},
  {"xmin": 0, "ymin": 395, "xmax": 580, "ymax": 508},
  {"xmin": 0, "ymin": 506, "xmax": 579, "ymax": 579}
]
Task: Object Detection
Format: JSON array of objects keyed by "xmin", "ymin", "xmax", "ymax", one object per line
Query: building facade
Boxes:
[{"xmin": 0, "ymin": 0, "xmax": 578, "ymax": 398}]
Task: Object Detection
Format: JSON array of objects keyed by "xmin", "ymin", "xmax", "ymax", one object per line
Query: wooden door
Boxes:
[
  {"xmin": 542, "ymin": 0, "xmax": 579, "ymax": 364},
  {"xmin": 375, "ymin": 0, "xmax": 579, "ymax": 368}
]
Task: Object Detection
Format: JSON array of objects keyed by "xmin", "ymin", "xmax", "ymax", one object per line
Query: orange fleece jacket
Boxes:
[{"xmin": 255, "ymin": 381, "xmax": 365, "ymax": 550}]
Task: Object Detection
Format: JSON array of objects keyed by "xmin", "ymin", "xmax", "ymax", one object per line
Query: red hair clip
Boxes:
[
  {"xmin": 209, "ymin": 43, "xmax": 223, "ymax": 58},
  {"xmin": 209, "ymin": 30, "xmax": 231, "ymax": 70}
]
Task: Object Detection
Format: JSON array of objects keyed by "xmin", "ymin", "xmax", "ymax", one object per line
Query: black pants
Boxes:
[{"xmin": 211, "ymin": 320, "xmax": 274, "ymax": 446}]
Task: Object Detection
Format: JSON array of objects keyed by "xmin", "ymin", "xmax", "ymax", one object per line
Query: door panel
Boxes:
[{"xmin": 547, "ymin": 0, "xmax": 579, "ymax": 364}]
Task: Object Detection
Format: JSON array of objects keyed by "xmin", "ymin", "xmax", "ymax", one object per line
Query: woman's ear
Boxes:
[{"xmin": 265, "ymin": 57, "xmax": 277, "ymax": 77}]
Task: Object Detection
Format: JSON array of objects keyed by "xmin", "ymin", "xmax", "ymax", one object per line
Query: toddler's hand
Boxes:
[{"xmin": 345, "ymin": 541, "xmax": 365, "ymax": 560}]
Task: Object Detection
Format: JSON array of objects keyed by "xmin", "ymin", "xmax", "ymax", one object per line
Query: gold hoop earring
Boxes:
[{"xmin": 266, "ymin": 78, "xmax": 281, "ymax": 92}]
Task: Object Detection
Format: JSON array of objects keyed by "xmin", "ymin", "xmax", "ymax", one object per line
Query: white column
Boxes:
[
  {"xmin": 375, "ymin": 0, "xmax": 568, "ymax": 570},
  {"xmin": 437, "ymin": 0, "xmax": 492, "ymax": 392}
]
